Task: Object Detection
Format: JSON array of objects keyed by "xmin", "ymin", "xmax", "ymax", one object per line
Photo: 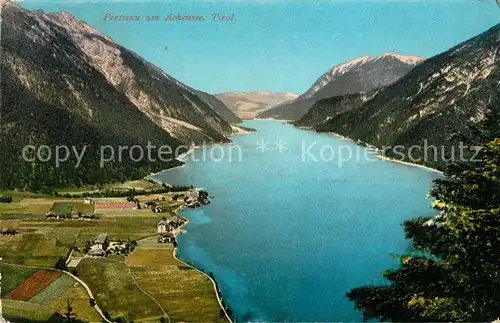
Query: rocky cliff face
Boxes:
[
  {"xmin": 0, "ymin": 4, "xmax": 237, "ymax": 190},
  {"xmin": 257, "ymin": 54, "xmax": 423, "ymax": 120},
  {"xmin": 48, "ymin": 10, "xmax": 237, "ymax": 143},
  {"xmin": 216, "ymin": 91, "xmax": 297, "ymax": 119},
  {"xmin": 311, "ymin": 24, "xmax": 500, "ymax": 169}
]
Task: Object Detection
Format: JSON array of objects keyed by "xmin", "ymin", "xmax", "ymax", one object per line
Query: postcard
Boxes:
[{"xmin": 0, "ymin": 0, "xmax": 499, "ymax": 322}]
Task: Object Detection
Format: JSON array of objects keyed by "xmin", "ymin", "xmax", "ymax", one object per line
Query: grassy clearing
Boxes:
[
  {"xmin": 76, "ymin": 257, "xmax": 163, "ymax": 321},
  {"xmin": 2, "ymin": 299, "xmax": 62, "ymax": 323},
  {"xmin": 127, "ymin": 238, "xmax": 224, "ymax": 322},
  {"xmin": 105, "ymin": 179, "xmax": 163, "ymax": 191},
  {"xmin": 48, "ymin": 283, "xmax": 102, "ymax": 323},
  {"xmin": 55, "ymin": 179, "xmax": 163, "ymax": 195},
  {"xmin": 55, "ymin": 186, "xmax": 98, "ymax": 194},
  {"xmin": 0, "ymin": 263, "xmax": 39, "ymax": 297},
  {"xmin": 29, "ymin": 274, "xmax": 75, "ymax": 306}
]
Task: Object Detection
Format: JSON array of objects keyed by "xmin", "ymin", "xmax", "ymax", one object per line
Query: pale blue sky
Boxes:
[{"xmin": 21, "ymin": 0, "xmax": 500, "ymax": 94}]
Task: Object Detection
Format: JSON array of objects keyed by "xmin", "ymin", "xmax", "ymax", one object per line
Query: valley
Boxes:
[
  {"xmin": 215, "ymin": 92, "xmax": 298, "ymax": 119},
  {"xmin": 1, "ymin": 1, "xmax": 499, "ymax": 322},
  {"xmin": 0, "ymin": 179, "xmax": 227, "ymax": 322}
]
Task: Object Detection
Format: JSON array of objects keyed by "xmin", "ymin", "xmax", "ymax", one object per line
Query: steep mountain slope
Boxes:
[
  {"xmin": 216, "ymin": 91, "xmax": 297, "ymax": 119},
  {"xmin": 49, "ymin": 10, "xmax": 235, "ymax": 143},
  {"xmin": 0, "ymin": 4, "xmax": 234, "ymax": 190},
  {"xmin": 257, "ymin": 54, "xmax": 423, "ymax": 120},
  {"xmin": 195, "ymin": 90, "xmax": 241, "ymax": 124},
  {"xmin": 314, "ymin": 24, "xmax": 500, "ymax": 169},
  {"xmin": 295, "ymin": 90, "xmax": 380, "ymax": 128}
]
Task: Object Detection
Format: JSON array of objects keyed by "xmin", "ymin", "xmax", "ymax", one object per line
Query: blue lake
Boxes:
[{"xmin": 154, "ymin": 120, "xmax": 439, "ymax": 322}]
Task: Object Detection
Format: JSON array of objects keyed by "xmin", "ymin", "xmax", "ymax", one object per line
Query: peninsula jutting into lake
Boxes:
[{"xmin": 1, "ymin": 1, "xmax": 500, "ymax": 322}]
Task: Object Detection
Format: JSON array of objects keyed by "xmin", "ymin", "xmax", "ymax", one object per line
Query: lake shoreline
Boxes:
[
  {"xmin": 171, "ymin": 204, "xmax": 233, "ymax": 323},
  {"xmin": 143, "ymin": 177, "xmax": 234, "ymax": 322},
  {"xmin": 152, "ymin": 131, "xmax": 257, "ymax": 323},
  {"xmin": 293, "ymin": 124, "xmax": 443, "ymax": 175},
  {"xmin": 153, "ymin": 120, "xmax": 439, "ymax": 321},
  {"xmin": 375, "ymin": 155, "xmax": 444, "ymax": 175}
]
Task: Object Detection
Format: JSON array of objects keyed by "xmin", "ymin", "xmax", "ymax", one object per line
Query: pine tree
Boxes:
[
  {"xmin": 65, "ymin": 298, "xmax": 77, "ymax": 322},
  {"xmin": 347, "ymin": 139, "xmax": 500, "ymax": 321}
]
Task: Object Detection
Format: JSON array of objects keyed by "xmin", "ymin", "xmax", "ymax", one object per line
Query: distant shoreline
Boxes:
[
  {"xmin": 375, "ymin": 155, "xmax": 443, "ymax": 175},
  {"xmin": 171, "ymin": 206, "xmax": 233, "ymax": 323},
  {"xmin": 147, "ymin": 145, "xmax": 197, "ymax": 185},
  {"xmin": 291, "ymin": 122, "xmax": 444, "ymax": 175},
  {"xmin": 231, "ymin": 124, "xmax": 256, "ymax": 134},
  {"xmin": 150, "ymin": 130, "xmax": 258, "ymax": 323},
  {"xmin": 253, "ymin": 118, "xmax": 294, "ymax": 122}
]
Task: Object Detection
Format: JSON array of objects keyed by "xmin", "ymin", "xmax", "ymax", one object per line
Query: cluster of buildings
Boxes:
[
  {"xmin": 85, "ymin": 215, "xmax": 186, "ymax": 258},
  {"xmin": 157, "ymin": 215, "xmax": 185, "ymax": 244},
  {"xmin": 45, "ymin": 212, "xmax": 96, "ymax": 220},
  {"xmin": 88, "ymin": 233, "xmax": 109, "ymax": 257},
  {"xmin": 86, "ymin": 233, "xmax": 137, "ymax": 257},
  {"xmin": 184, "ymin": 188, "xmax": 210, "ymax": 208},
  {"xmin": 46, "ymin": 198, "xmax": 96, "ymax": 220},
  {"xmin": 80, "ymin": 190, "xmax": 209, "ymax": 257}
]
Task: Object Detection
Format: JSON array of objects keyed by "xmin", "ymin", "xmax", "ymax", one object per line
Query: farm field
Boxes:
[
  {"xmin": 127, "ymin": 237, "xmax": 225, "ymax": 322},
  {"xmin": 2, "ymin": 299, "xmax": 63, "ymax": 323},
  {"xmin": 95, "ymin": 200, "xmax": 135, "ymax": 210},
  {"xmin": 48, "ymin": 201, "xmax": 95, "ymax": 215},
  {"xmin": 50, "ymin": 202, "xmax": 73, "ymax": 215},
  {"xmin": 48, "ymin": 283, "xmax": 102, "ymax": 322},
  {"xmin": 72, "ymin": 202, "xmax": 95, "ymax": 214},
  {"xmin": 0, "ymin": 187, "xmax": 219, "ymax": 322},
  {"xmin": 7, "ymin": 271, "xmax": 61, "ymax": 301},
  {"xmin": 29, "ymin": 274, "xmax": 75, "ymax": 305},
  {"xmin": 98, "ymin": 208, "xmax": 160, "ymax": 218},
  {"xmin": 55, "ymin": 179, "xmax": 164, "ymax": 195},
  {"xmin": 76, "ymin": 257, "xmax": 164, "ymax": 321},
  {"xmin": 11, "ymin": 216, "xmax": 158, "ymax": 252},
  {"xmin": 0, "ymin": 201, "xmax": 51, "ymax": 217},
  {"xmin": 0, "ymin": 214, "xmax": 162, "ymax": 267},
  {"xmin": 0, "ymin": 233, "xmax": 69, "ymax": 267},
  {"xmin": 0, "ymin": 263, "xmax": 39, "ymax": 297}
]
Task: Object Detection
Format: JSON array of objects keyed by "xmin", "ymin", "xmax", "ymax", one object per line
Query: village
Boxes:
[
  {"xmin": 0, "ymin": 181, "xmax": 227, "ymax": 323},
  {"xmin": 61, "ymin": 188, "xmax": 210, "ymax": 263},
  {"xmin": 0, "ymin": 186, "xmax": 211, "ymax": 265}
]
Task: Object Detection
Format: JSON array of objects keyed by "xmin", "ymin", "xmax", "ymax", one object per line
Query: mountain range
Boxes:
[
  {"xmin": 295, "ymin": 24, "xmax": 500, "ymax": 169},
  {"xmin": 0, "ymin": 4, "xmax": 240, "ymax": 190},
  {"xmin": 215, "ymin": 91, "xmax": 297, "ymax": 119},
  {"xmin": 2, "ymin": 3, "xmax": 499, "ymax": 189},
  {"xmin": 257, "ymin": 53, "xmax": 423, "ymax": 120}
]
